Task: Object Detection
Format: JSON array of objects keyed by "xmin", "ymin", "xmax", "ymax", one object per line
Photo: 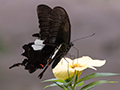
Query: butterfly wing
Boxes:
[
  {"xmin": 21, "ymin": 5, "xmax": 56, "ymax": 73},
  {"xmin": 37, "ymin": 5, "xmax": 71, "ymax": 78},
  {"xmin": 50, "ymin": 6, "xmax": 71, "ymax": 68}
]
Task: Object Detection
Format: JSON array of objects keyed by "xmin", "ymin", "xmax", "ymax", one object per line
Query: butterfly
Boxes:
[{"xmin": 9, "ymin": 4, "xmax": 73, "ymax": 79}]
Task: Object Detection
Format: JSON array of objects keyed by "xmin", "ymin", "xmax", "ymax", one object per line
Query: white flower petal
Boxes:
[
  {"xmin": 88, "ymin": 60, "xmax": 106, "ymax": 67},
  {"xmin": 71, "ymin": 56, "xmax": 106, "ymax": 71},
  {"xmin": 73, "ymin": 56, "xmax": 106, "ymax": 67},
  {"xmin": 58, "ymin": 57, "xmax": 73, "ymax": 65},
  {"xmin": 87, "ymin": 66, "xmax": 97, "ymax": 70},
  {"xmin": 52, "ymin": 64, "xmax": 75, "ymax": 80},
  {"xmin": 73, "ymin": 56, "xmax": 92, "ymax": 65}
]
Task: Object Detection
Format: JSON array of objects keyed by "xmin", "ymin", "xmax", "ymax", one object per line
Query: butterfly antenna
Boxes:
[{"xmin": 72, "ymin": 33, "xmax": 95, "ymax": 43}]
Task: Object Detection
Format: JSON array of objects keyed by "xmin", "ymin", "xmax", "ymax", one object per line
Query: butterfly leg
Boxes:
[
  {"xmin": 63, "ymin": 57, "xmax": 71, "ymax": 78},
  {"xmin": 72, "ymin": 46, "xmax": 79, "ymax": 58}
]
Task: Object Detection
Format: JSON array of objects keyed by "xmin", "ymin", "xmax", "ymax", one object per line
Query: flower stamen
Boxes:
[{"xmin": 71, "ymin": 63, "xmax": 84, "ymax": 69}]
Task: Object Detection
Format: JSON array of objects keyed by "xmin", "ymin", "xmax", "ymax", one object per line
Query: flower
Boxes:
[
  {"xmin": 52, "ymin": 56, "xmax": 106, "ymax": 80},
  {"xmin": 71, "ymin": 56, "xmax": 106, "ymax": 71}
]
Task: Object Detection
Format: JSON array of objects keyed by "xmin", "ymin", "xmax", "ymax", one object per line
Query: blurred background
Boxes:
[{"xmin": 0, "ymin": 0, "xmax": 120, "ymax": 90}]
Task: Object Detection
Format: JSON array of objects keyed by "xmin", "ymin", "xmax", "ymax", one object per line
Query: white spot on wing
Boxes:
[{"xmin": 32, "ymin": 39, "xmax": 45, "ymax": 50}]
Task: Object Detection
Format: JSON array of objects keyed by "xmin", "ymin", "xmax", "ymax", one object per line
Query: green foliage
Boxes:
[
  {"xmin": 42, "ymin": 78, "xmax": 65, "ymax": 83},
  {"xmin": 78, "ymin": 73, "xmax": 120, "ymax": 82},
  {"xmin": 44, "ymin": 82, "xmax": 64, "ymax": 89},
  {"xmin": 80, "ymin": 80, "xmax": 117, "ymax": 90},
  {"xmin": 43, "ymin": 72, "xmax": 120, "ymax": 90},
  {"xmin": 76, "ymin": 81, "xmax": 84, "ymax": 87}
]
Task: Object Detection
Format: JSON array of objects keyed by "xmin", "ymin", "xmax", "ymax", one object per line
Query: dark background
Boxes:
[{"xmin": 0, "ymin": 0, "xmax": 120, "ymax": 90}]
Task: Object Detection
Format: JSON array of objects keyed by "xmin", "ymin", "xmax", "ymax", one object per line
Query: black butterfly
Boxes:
[{"xmin": 9, "ymin": 4, "xmax": 73, "ymax": 79}]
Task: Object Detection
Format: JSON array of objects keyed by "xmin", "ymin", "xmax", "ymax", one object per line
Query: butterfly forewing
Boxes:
[
  {"xmin": 50, "ymin": 6, "xmax": 71, "ymax": 68},
  {"xmin": 37, "ymin": 5, "xmax": 52, "ymax": 41}
]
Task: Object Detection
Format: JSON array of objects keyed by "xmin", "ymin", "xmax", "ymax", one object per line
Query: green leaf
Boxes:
[
  {"xmin": 42, "ymin": 78, "xmax": 65, "ymax": 83},
  {"xmin": 64, "ymin": 79, "xmax": 73, "ymax": 87},
  {"xmin": 76, "ymin": 81, "xmax": 84, "ymax": 87},
  {"xmin": 63, "ymin": 77, "xmax": 73, "ymax": 87},
  {"xmin": 78, "ymin": 73, "xmax": 120, "ymax": 83},
  {"xmin": 54, "ymin": 82, "xmax": 65, "ymax": 89},
  {"xmin": 44, "ymin": 82, "xmax": 64, "ymax": 89},
  {"xmin": 80, "ymin": 80, "xmax": 117, "ymax": 90},
  {"xmin": 43, "ymin": 78, "xmax": 73, "ymax": 89}
]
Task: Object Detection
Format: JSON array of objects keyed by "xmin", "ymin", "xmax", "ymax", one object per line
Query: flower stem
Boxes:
[{"xmin": 69, "ymin": 85, "xmax": 76, "ymax": 90}]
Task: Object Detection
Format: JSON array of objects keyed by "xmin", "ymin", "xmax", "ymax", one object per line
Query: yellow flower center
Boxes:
[{"xmin": 71, "ymin": 63, "xmax": 84, "ymax": 69}]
